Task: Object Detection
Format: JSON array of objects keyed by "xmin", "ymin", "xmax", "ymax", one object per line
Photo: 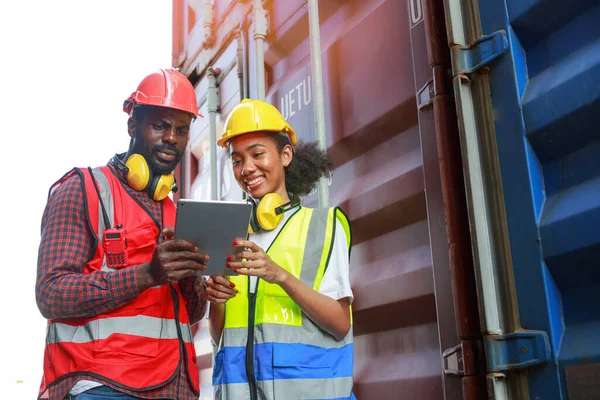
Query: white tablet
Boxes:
[{"xmin": 174, "ymin": 199, "xmax": 252, "ymax": 276}]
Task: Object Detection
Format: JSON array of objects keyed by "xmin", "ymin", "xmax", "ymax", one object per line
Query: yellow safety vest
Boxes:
[{"xmin": 213, "ymin": 207, "xmax": 355, "ymax": 400}]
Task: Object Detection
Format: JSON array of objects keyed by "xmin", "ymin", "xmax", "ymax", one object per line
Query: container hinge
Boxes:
[
  {"xmin": 485, "ymin": 330, "xmax": 551, "ymax": 372},
  {"xmin": 443, "ymin": 339, "xmax": 485, "ymax": 376},
  {"xmin": 451, "ymin": 30, "xmax": 508, "ymax": 76},
  {"xmin": 416, "ymin": 79, "xmax": 435, "ymax": 110},
  {"xmin": 416, "ymin": 65, "xmax": 449, "ymax": 110}
]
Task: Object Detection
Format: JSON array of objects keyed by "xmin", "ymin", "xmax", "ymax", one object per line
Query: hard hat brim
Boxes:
[{"xmin": 217, "ymin": 129, "xmax": 296, "ymax": 148}]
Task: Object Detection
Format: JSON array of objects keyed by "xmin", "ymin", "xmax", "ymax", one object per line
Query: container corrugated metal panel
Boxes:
[
  {"xmin": 465, "ymin": 0, "xmax": 600, "ymax": 397},
  {"xmin": 174, "ymin": 0, "xmax": 481, "ymax": 398},
  {"xmin": 263, "ymin": 2, "xmax": 442, "ymax": 395},
  {"xmin": 185, "ymin": 39, "xmax": 244, "ymax": 203}
]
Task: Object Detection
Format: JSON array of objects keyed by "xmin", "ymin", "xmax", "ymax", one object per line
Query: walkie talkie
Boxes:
[
  {"xmin": 87, "ymin": 167, "xmax": 129, "ymax": 269},
  {"xmin": 104, "ymin": 224, "xmax": 128, "ymax": 268}
]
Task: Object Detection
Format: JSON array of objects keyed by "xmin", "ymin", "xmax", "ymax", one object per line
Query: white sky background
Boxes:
[{"xmin": 0, "ymin": 1, "xmax": 172, "ymax": 397}]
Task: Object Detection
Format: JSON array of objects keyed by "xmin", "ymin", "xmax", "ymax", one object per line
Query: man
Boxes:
[{"xmin": 36, "ymin": 68, "xmax": 208, "ymax": 400}]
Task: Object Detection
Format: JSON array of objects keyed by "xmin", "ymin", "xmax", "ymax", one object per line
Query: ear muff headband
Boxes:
[
  {"xmin": 122, "ymin": 154, "xmax": 175, "ymax": 201},
  {"xmin": 249, "ymin": 193, "xmax": 300, "ymax": 233}
]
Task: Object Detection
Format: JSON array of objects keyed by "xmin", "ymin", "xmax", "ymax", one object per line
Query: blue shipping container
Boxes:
[{"xmin": 446, "ymin": 0, "xmax": 600, "ymax": 398}]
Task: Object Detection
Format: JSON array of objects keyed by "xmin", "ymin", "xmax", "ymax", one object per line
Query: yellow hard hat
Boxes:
[{"xmin": 217, "ymin": 99, "xmax": 297, "ymax": 148}]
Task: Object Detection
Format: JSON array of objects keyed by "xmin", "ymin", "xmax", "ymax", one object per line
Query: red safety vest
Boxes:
[{"xmin": 39, "ymin": 166, "xmax": 199, "ymax": 398}]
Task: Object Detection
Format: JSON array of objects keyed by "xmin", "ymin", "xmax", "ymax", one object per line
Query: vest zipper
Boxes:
[
  {"xmin": 170, "ymin": 286, "xmax": 200, "ymax": 396},
  {"xmin": 246, "ymin": 282, "xmax": 259, "ymax": 400},
  {"xmin": 244, "ymin": 210, "xmax": 300, "ymax": 399}
]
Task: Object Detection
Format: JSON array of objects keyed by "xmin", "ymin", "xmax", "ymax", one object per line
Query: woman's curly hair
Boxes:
[{"xmin": 271, "ymin": 133, "xmax": 332, "ymax": 198}]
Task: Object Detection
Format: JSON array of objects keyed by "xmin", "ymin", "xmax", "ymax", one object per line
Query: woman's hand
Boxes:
[
  {"xmin": 205, "ymin": 276, "xmax": 237, "ymax": 304},
  {"xmin": 228, "ymin": 240, "xmax": 351, "ymax": 340},
  {"xmin": 228, "ymin": 240, "xmax": 290, "ymax": 285}
]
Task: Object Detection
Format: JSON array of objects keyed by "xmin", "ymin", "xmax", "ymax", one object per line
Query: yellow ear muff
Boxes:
[
  {"xmin": 256, "ymin": 193, "xmax": 286, "ymax": 231},
  {"xmin": 125, "ymin": 154, "xmax": 151, "ymax": 191},
  {"xmin": 248, "ymin": 193, "xmax": 301, "ymax": 233},
  {"xmin": 150, "ymin": 173, "xmax": 175, "ymax": 202},
  {"xmin": 124, "ymin": 153, "xmax": 175, "ymax": 201}
]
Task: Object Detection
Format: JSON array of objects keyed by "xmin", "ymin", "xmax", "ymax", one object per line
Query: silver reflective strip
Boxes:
[
  {"xmin": 255, "ymin": 323, "xmax": 353, "ymax": 347},
  {"xmin": 90, "ymin": 168, "xmax": 116, "ymax": 272},
  {"xmin": 221, "ymin": 327, "xmax": 247, "ymax": 348},
  {"xmin": 215, "ymin": 377, "xmax": 352, "ymax": 400},
  {"xmin": 214, "ymin": 382, "xmax": 250, "ymax": 400},
  {"xmin": 215, "ymin": 377, "xmax": 353, "ymax": 400},
  {"xmin": 299, "ymin": 208, "xmax": 329, "ymax": 289},
  {"xmin": 46, "ymin": 315, "xmax": 192, "ymax": 344},
  {"xmin": 181, "ymin": 321, "xmax": 193, "ymax": 342},
  {"xmin": 268, "ymin": 376, "xmax": 353, "ymax": 399},
  {"xmin": 257, "ymin": 380, "xmax": 273, "ymax": 400},
  {"xmin": 223, "ymin": 324, "xmax": 353, "ymax": 348}
]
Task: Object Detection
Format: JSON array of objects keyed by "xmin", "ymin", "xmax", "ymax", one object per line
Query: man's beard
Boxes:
[{"xmin": 147, "ymin": 144, "xmax": 183, "ymax": 175}]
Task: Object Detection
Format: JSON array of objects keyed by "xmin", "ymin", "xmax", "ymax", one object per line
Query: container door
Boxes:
[
  {"xmin": 408, "ymin": 0, "xmax": 488, "ymax": 399},
  {"xmin": 444, "ymin": 0, "xmax": 600, "ymax": 398}
]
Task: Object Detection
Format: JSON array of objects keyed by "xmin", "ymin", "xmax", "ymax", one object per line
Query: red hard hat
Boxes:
[{"xmin": 123, "ymin": 68, "xmax": 203, "ymax": 118}]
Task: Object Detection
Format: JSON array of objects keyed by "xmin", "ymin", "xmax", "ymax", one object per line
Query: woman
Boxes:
[{"xmin": 205, "ymin": 99, "xmax": 355, "ymax": 400}]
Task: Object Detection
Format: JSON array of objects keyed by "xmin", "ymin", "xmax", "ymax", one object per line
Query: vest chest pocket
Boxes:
[
  {"xmin": 257, "ymin": 282, "xmax": 302, "ymax": 327},
  {"xmin": 271, "ymin": 343, "xmax": 336, "ymax": 399},
  {"xmin": 125, "ymin": 223, "xmax": 159, "ymax": 266}
]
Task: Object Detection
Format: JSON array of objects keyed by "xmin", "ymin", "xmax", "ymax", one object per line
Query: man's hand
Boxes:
[{"xmin": 136, "ymin": 227, "xmax": 209, "ymax": 291}]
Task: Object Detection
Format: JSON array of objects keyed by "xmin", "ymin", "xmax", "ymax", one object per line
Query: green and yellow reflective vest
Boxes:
[{"xmin": 212, "ymin": 206, "xmax": 356, "ymax": 400}]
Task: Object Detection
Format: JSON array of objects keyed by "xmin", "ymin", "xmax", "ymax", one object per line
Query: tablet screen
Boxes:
[{"xmin": 174, "ymin": 199, "xmax": 252, "ymax": 276}]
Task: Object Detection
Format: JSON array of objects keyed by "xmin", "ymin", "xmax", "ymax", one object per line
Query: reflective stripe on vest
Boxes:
[
  {"xmin": 220, "ymin": 325, "xmax": 353, "ymax": 348},
  {"xmin": 90, "ymin": 167, "xmax": 116, "ymax": 272},
  {"xmin": 215, "ymin": 207, "xmax": 354, "ymax": 399},
  {"xmin": 216, "ymin": 377, "xmax": 357, "ymax": 400},
  {"xmin": 298, "ymin": 208, "xmax": 328, "ymax": 288},
  {"xmin": 46, "ymin": 315, "xmax": 193, "ymax": 344}
]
